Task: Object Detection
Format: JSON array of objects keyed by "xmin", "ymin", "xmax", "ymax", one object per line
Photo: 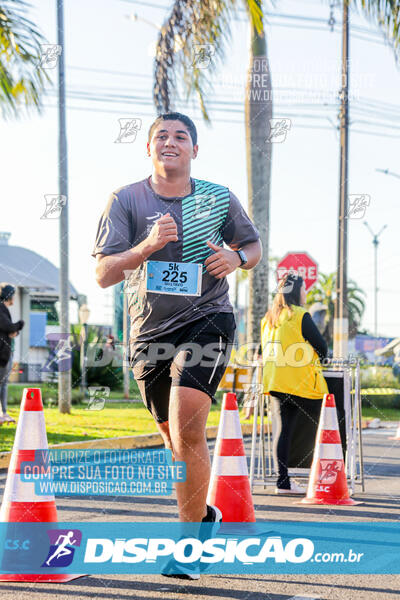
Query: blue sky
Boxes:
[{"xmin": 1, "ymin": 0, "xmax": 399, "ymax": 336}]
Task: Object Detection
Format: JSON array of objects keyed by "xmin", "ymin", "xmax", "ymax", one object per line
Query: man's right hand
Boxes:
[{"xmin": 146, "ymin": 213, "xmax": 178, "ymax": 251}]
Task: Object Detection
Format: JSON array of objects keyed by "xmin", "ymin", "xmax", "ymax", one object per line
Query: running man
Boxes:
[
  {"xmin": 45, "ymin": 531, "xmax": 77, "ymax": 566},
  {"xmin": 93, "ymin": 112, "xmax": 261, "ymax": 529}
]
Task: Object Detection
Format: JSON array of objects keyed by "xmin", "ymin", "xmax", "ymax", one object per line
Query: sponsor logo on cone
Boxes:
[
  {"xmin": 207, "ymin": 392, "xmax": 256, "ymax": 523},
  {"xmin": 301, "ymin": 394, "xmax": 361, "ymax": 506},
  {"xmin": 0, "ymin": 388, "xmax": 81, "ymax": 582},
  {"xmin": 389, "ymin": 423, "xmax": 400, "ymax": 441}
]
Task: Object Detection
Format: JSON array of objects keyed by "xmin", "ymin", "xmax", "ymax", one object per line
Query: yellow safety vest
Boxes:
[{"xmin": 261, "ymin": 305, "xmax": 328, "ymax": 399}]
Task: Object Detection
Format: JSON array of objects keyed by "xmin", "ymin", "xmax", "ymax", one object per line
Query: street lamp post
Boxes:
[
  {"xmin": 79, "ymin": 304, "xmax": 90, "ymax": 398},
  {"xmin": 364, "ymin": 223, "xmax": 387, "ymax": 338},
  {"xmin": 333, "ymin": 0, "xmax": 350, "ymax": 359},
  {"xmin": 376, "ymin": 168, "xmax": 400, "ymax": 180}
]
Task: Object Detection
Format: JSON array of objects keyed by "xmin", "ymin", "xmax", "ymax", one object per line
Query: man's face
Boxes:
[{"xmin": 147, "ymin": 120, "xmax": 198, "ymax": 174}]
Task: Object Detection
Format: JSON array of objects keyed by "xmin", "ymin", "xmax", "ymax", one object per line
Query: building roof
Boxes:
[{"xmin": 0, "ymin": 241, "xmax": 78, "ymax": 298}]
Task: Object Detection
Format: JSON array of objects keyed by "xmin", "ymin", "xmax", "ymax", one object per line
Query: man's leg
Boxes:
[
  {"xmin": 155, "ymin": 421, "xmax": 173, "ymax": 453},
  {"xmin": 135, "ymin": 365, "xmax": 173, "ymax": 451},
  {"xmin": 168, "ymin": 386, "xmax": 211, "ymax": 522}
]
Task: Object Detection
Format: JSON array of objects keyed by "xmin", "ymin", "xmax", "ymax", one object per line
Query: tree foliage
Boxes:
[
  {"xmin": 153, "ymin": 0, "xmax": 264, "ymax": 120},
  {"xmin": 0, "ymin": 0, "xmax": 49, "ymax": 118},
  {"xmin": 307, "ymin": 272, "xmax": 366, "ymax": 347}
]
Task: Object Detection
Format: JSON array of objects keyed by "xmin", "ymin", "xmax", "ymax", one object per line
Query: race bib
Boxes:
[{"xmin": 146, "ymin": 261, "xmax": 202, "ymax": 296}]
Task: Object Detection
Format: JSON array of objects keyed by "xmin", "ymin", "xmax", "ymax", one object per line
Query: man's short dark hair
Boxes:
[{"xmin": 148, "ymin": 112, "xmax": 197, "ymax": 146}]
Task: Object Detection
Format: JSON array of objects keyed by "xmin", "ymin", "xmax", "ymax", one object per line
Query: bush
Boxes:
[
  {"xmin": 71, "ymin": 348, "xmax": 123, "ymax": 391},
  {"xmin": 360, "ymin": 366, "xmax": 399, "ymax": 388},
  {"xmin": 361, "ymin": 393, "xmax": 400, "ymax": 410},
  {"xmin": 7, "ymin": 383, "xmax": 115, "ymax": 407}
]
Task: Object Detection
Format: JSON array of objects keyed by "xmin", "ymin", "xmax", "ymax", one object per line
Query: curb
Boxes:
[{"xmin": 0, "ymin": 424, "xmax": 254, "ymax": 471}]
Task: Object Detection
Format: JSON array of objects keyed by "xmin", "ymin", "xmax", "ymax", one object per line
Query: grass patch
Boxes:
[
  {"xmin": 2, "ymin": 385, "xmax": 398, "ymax": 454},
  {"xmin": 6, "ymin": 383, "xmax": 142, "ymax": 405},
  {"xmin": 0, "ymin": 402, "xmax": 226, "ymax": 453},
  {"xmin": 361, "ymin": 406, "xmax": 400, "ymax": 422}
]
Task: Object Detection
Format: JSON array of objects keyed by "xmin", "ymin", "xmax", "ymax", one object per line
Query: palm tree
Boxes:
[
  {"xmin": 307, "ymin": 272, "xmax": 366, "ymax": 348},
  {"xmin": 234, "ymin": 254, "xmax": 279, "ymax": 310},
  {"xmin": 153, "ymin": 0, "xmax": 400, "ymax": 348},
  {"xmin": 0, "ymin": 0, "xmax": 49, "ymax": 118}
]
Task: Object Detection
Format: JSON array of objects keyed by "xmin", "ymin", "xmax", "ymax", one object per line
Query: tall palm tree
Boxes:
[
  {"xmin": 153, "ymin": 0, "xmax": 400, "ymax": 348},
  {"xmin": 307, "ymin": 272, "xmax": 366, "ymax": 348},
  {"xmin": 0, "ymin": 0, "xmax": 49, "ymax": 118}
]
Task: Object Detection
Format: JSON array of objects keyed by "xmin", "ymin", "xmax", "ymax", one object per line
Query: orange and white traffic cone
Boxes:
[
  {"xmin": 207, "ymin": 392, "xmax": 255, "ymax": 522},
  {"xmin": 389, "ymin": 423, "xmax": 400, "ymax": 441},
  {"xmin": 301, "ymin": 393, "xmax": 360, "ymax": 506},
  {"xmin": 0, "ymin": 388, "xmax": 81, "ymax": 582}
]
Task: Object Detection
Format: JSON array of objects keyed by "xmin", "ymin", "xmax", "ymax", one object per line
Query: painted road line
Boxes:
[{"xmin": 289, "ymin": 596, "xmax": 321, "ymax": 600}]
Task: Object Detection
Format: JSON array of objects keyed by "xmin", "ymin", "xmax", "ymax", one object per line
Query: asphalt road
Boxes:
[{"xmin": 0, "ymin": 425, "xmax": 399, "ymax": 600}]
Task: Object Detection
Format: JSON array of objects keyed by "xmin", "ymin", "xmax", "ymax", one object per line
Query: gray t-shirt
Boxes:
[{"xmin": 92, "ymin": 177, "xmax": 260, "ymax": 341}]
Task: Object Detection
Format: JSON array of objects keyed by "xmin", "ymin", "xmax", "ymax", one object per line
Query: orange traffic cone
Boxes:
[
  {"xmin": 301, "ymin": 394, "xmax": 360, "ymax": 506},
  {"xmin": 0, "ymin": 388, "xmax": 81, "ymax": 582},
  {"xmin": 207, "ymin": 392, "xmax": 255, "ymax": 522},
  {"xmin": 389, "ymin": 423, "xmax": 400, "ymax": 441}
]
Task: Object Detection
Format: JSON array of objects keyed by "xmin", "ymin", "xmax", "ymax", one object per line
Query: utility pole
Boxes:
[
  {"xmin": 333, "ymin": 0, "xmax": 349, "ymax": 359},
  {"xmin": 57, "ymin": 0, "xmax": 71, "ymax": 413},
  {"xmin": 364, "ymin": 222, "xmax": 387, "ymax": 337}
]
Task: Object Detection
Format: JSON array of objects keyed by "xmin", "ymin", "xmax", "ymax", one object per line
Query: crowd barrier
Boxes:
[{"xmin": 219, "ymin": 360, "xmax": 365, "ymax": 495}]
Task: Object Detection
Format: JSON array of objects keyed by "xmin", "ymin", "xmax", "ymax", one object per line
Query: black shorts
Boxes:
[{"xmin": 130, "ymin": 312, "xmax": 236, "ymax": 423}]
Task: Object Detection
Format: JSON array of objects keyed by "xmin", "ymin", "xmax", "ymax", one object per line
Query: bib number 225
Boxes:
[
  {"xmin": 162, "ymin": 263, "xmax": 187, "ymax": 284},
  {"xmin": 146, "ymin": 260, "xmax": 202, "ymax": 296}
]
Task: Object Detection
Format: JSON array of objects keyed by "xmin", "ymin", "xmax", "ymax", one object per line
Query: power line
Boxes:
[
  {"xmin": 120, "ymin": 0, "xmax": 391, "ymax": 46},
  {"xmin": 63, "ymin": 72, "xmax": 400, "ymax": 116},
  {"xmin": 68, "ymin": 65, "xmax": 152, "ymax": 79},
  {"xmin": 44, "ymin": 86, "xmax": 400, "ymax": 128},
  {"xmin": 65, "ymin": 66, "xmax": 400, "ymax": 113},
  {"xmin": 41, "ymin": 101, "xmax": 400, "ymax": 138}
]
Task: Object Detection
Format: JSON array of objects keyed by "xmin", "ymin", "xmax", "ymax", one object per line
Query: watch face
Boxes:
[{"xmin": 238, "ymin": 250, "xmax": 247, "ymax": 265}]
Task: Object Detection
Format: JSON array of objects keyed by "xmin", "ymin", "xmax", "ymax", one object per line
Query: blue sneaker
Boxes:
[
  {"xmin": 161, "ymin": 558, "xmax": 200, "ymax": 580},
  {"xmin": 161, "ymin": 506, "xmax": 222, "ymax": 580},
  {"xmin": 199, "ymin": 504, "xmax": 222, "ymax": 574},
  {"xmin": 201, "ymin": 504, "xmax": 222, "ymax": 531}
]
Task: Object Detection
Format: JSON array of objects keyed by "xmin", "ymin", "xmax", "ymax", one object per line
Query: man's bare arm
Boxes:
[
  {"xmin": 96, "ymin": 241, "xmax": 153, "ymax": 288},
  {"xmin": 95, "ymin": 212, "xmax": 178, "ymax": 288}
]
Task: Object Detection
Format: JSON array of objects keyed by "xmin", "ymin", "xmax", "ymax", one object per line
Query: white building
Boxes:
[{"xmin": 0, "ymin": 232, "xmax": 80, "ymax": 381}]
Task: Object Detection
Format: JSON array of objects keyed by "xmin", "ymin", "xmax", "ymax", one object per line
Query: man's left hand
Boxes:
[{"xmin": 205, "ymin": 241, "xmax": 241, "ymax": 279}]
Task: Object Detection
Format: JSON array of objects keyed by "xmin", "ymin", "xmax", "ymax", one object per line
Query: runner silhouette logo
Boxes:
[{"xmin": 42, "ymin": 529, "xmax": 82, "ymax": 567}]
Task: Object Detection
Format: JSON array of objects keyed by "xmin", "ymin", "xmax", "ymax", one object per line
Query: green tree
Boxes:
[
  {"xmin": 70, "ymin": 325, "xmax": 123, "ymax": 392},
  {"xmin": 307, "ymin": 272, "xmax": 366, "ymax": 348},
  {"xmin": 0, "ymin": 0, "xmax": 49, "ymax": 118},
  {"xmin": 152, "ymin": 0, "xmax": 399, "ymax": 349}
]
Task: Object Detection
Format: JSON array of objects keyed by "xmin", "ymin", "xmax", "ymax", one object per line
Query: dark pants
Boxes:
[
  {"xmin": 0, "ymin": 354, "xmax": 13, "ymax": 414},
  {"xmin": 271, "ymin": 394, "xmax": 320, "ymax": 489}
]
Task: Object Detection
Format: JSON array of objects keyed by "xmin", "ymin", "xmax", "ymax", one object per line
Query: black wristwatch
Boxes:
[{"xmin": 236, "ymin": 249, "xmax": 248, "ymax": 267}]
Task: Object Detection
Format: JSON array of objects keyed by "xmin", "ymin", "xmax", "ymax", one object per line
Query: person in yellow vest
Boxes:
[{"xmin": 261, "ymin": 273, "xmax": 328, "ymax": 494}]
